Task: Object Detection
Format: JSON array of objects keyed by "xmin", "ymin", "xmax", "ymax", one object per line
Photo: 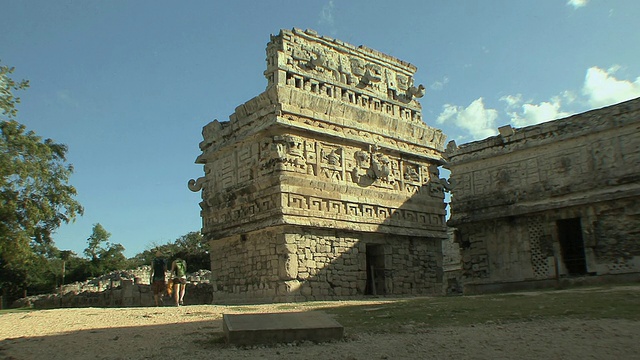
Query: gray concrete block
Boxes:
[{"xmin": 223, "ymin": 311, "xmax": 343, "ymax": 346}]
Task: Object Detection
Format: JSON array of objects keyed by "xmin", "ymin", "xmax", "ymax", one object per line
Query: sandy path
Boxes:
[{"xmin": 1, "ymin": 302, "xmax": 639, "ymax": 360}]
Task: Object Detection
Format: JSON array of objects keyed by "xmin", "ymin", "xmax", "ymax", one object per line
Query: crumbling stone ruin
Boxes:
[
  {"xmin": 12, "ymin": 268, "xmax": 214, "ymax": 309},
  {"xmin": 446, "ymin": 97, "xmax": 640, "ymax": 293},
  {"xmin": 189, "ymin": 28, "xmax": 449, "ymax": 303}
]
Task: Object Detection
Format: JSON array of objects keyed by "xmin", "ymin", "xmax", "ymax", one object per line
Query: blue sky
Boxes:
[{"xmin": 2, "ymin": 1, "xmax": 639, "ymax": 258}]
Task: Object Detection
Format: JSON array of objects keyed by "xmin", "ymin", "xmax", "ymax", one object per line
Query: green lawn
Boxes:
[{"xmin": 320, "ymin": 284, "xmax": 640, "ymax": 333}]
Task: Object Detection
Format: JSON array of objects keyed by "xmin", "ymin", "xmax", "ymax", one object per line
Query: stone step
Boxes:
[{"xmin": 222, "ymin": 311, "xmax": 344, "ymax": 346}]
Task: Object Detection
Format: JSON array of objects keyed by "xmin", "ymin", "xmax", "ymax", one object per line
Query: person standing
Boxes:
[
  {"xmin": 150, "ymin": 250, "xmax": 167, "ymax": 306},
  {"xmin": 171, "ymin": 257, "xmax": 187, "ymax": 306}
]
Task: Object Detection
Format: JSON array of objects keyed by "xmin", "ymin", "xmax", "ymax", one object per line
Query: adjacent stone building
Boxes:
[
  {"xmin": 446, "ymin": 97, "xmax": 640, "ymax": 293},
  {"xmin": 189, "ymin": 28, "xmax": 448, "ymax": 303}
]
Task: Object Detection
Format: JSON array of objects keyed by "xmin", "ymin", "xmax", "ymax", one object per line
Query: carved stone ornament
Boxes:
[
  {"xmin": 349, "ymin": 144, "xmax": 394, "ymax": 186},
  {"xmin": 273, "ymin": 135, "xmax": 306, "ymax": 171},
  {"xmin": 188, "ymin": 177, "xmax": 206, "ymax": 192},
  {"xmin": 370, "ymin": 153, "xmax": 391, "ymax": 179}
]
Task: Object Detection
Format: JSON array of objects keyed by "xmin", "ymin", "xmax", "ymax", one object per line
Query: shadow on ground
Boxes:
[
  {"xmin": 0, "ymin": 316, "xmax": 224, "ymax": 360},
  {"xmin": 1, "ymin": 285, "xmax": 639, "ymax": 360}
]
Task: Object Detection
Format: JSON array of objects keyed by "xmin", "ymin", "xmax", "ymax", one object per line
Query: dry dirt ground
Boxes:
[{"xmin": 0, "ymin": 296, "xmax": 638, "ymax": 360}]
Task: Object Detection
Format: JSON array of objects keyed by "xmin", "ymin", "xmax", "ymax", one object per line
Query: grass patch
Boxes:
[
  {"xmin": 323, "ymin": 285, "xmax": 640, "ymax": 334},
  {"xmin": 0, "ymin": 307, "xmax": 34, "ymax": 315},
  {"xmin": 225, "ymin": 306, "xmax": 255, "ymax": 313}
]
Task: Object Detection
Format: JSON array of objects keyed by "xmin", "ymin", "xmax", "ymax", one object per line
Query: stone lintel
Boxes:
[
  {"xmin": 205, "ymin": 212, "xmax": 285, "ymax": 240},
  {"xmin": 207, "ymin": 215, "xmax": 447, "ymax": 242},
  {"xmin": 280, "ymin": 215, "xmax": 447, "ymax": 238}
]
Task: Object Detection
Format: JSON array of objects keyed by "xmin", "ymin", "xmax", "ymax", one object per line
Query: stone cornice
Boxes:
[
  {"xmin": 281, "ymin": 28, "xmax": 418, "ymax": 73},
  {"xmin": 276, "ymin": 112, "xmax": 444, "ymax": 162},
  {"xmin": 204, "ymin": 188, "xmax": 447, "ymax": 239},
  {"xmin": 446, "ymin": 97, "xmax": 640, "ymax": 165},
  {"xmin": 448, "ymin": 183, "xmax": 640, "ymax": 226},
  {"xmin": 266, "ymin": 28, "xmax": 426, "ymax": 113},
  {"xmin": 197, "ymin": 86, "xmax": 445, "ymax": 164}
]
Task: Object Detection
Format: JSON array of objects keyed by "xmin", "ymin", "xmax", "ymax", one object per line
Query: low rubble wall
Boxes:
[{"xmin": 12, "ymin": 269, "xmax": 213, "ymax": 309}]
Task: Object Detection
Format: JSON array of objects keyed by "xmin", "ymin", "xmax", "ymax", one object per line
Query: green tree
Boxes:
[
  {"xmin": 25, "ymin": 248, "xmax": 61, "ymax": 294},
  {"xmin": 175, "ymin": 231, "xmax": 207, "ymax": 254},
  {"xmin": 128, "ymin": 231, "xmax": 209, "ymax": 272},
  {"xmin": 0, "ymin": 63, "xmax": 29, "ymax": 118},
  {"xmin": 0, "ymin": 62, "xmax": 83, "ymax": 302},
  {"xmin": 84, "ymin": 223, "xmax": 111, "ymax": 262},
  {"xmin": 59, "ymin": 250, "xmax": 74, "ymax": 288},
  {"xmin": 174, "ymin": 231, "xmax": 209, "ymax": 271},
  {"xmin": 83, "ymin": 223, "xmax": 126, "ymax": 276},
  {"xmin": 99, "ymin": 242, "xmax": 126, "ymax": 273},
  {"xmin": 63, "ymin": 251, "xmax": 92, "ymax": 284}
]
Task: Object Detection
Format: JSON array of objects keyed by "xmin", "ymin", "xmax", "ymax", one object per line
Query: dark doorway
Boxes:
[
  {"xmin": 556, "ymin": 218, "xmax": 587, "ymax": 275},
  {"xmin": 365, "ymin": 244, "xmax": 386, "ymax": 295}
]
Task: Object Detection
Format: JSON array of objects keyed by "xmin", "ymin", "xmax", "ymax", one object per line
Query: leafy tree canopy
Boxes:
[
  {"xmin": 84, "ymin": 223, "xmax": 111, "ymax": 261},
  {"xmin": 0, "ymin": 62, "xmax": 83, "ymax": 300},
  {"xmin": 83, "ymin": 223, "xmax": 126, "ymax": 276},
  {"xmin": 1, "ymin": 63, "xmax": 29, "ymax": 119},
  {"xmin": 130, "ymin": 231, "xmax": 209, "ymax": 272}
]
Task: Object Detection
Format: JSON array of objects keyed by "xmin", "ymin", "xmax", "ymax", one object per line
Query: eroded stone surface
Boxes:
[
  {"xmin": 190, "ymin": 28, "xmax": 448, "ymax": 303},
  {"xmin": 446, "ymin": 97, "xmax": 640, "ymax": 293}
]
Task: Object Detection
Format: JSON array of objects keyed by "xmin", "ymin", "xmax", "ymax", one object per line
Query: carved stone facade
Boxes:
[
  {"xmin": 446, "ymin": 98, "xmax": 640, "ymax": 293},
  {"xmin": 190, "ymin": 29, "xmax": 448, "ymax": 303}
]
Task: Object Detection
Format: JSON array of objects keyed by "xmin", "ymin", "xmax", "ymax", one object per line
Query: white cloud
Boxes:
[
  {"xmin": 607, "ymin": 64, "xmax": 622, "ymax": 74},
  {"xmin": 582, "ymin": 66, "xmax": 640, "ymax": 108},
  {"xmin": 567, "ymin": 0, "xmax": 588, "ymax": 9},
  {"xmin": 436, "ymin": 98, "xmax": 499, "ymax": 140},
  {"xmin": 560, "ymin": 90, "xmax": 577, "ymax": 105},
  {"xmin": 507, "ymin": 97, "xmax": 571, "ymax": 127},
  {"xmin": 439, "ymin": 66, "xmax": 640, "ymax": 140},
  {"xmin": 500, "ymin": 66, "xmax": 640, "ymax": 128},
  {"xmin": 500, "ymin": 93, "xmax": 523, "ymax": 110},
  {"xmin": 430, "ymin": 76, "xmax": 449, "ymax": 91},
  {"xmin": 319, "ymin": 1, "xmax": 337, "ymax": 35}
]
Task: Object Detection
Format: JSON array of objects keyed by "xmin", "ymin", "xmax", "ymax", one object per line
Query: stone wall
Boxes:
[
  {"xmin": 210, "ymin": 226, "xmax": 442, "ymax": 304},
  {"xmin": 194, "ymin": 128, "xmax": 447, "ymax": 240},
  {"xmin": 12, "ymin": 269, "xmax": 213, "ymax": 309},
  {"xmin": 57, "ymin": 267, "xmax": 155, "ymax": 294},
  {"xmin": 14, "ymin": 281, "xmax": 214, "ymax": 309},
  {"xmin": 446, "ymin": 98, "xmax": 640, "ymax": 222},
  {"xmin": 446, "ymin": 97, "xmax": 640, "ymax": 293},
  {"xmin": 443, "ymin": 228, "xmax": 463, "ymax": 294}
]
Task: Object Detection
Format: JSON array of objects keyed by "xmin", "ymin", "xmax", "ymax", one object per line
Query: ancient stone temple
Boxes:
[
  {"xmin": 189, "ymin": 28, "xmax": 448, "ymax": 303},
  {"xmin": 446, "ymin": 97, "xmax": 640, "ymax": 294}
]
